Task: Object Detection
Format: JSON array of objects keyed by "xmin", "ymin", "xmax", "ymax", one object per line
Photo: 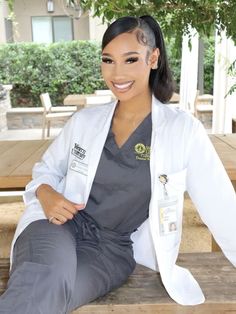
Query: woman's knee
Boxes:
[{"xmin": 12, "ymin": 220, "xmax": 77, "ymax": 271}]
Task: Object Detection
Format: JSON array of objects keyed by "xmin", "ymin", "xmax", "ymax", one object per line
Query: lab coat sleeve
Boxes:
[
  {"xmin": 23, "ymin": 113, "xmax": 76, "ymax": 206},
  {"xmin": 186, "ymin": 120, "xmax": 236, "ymax": 266}
]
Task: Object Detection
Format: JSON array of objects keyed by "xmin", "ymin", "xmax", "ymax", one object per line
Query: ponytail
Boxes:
[{"xmin": 140, "ymin": 15, "xmax": 174, "ymax": 103}]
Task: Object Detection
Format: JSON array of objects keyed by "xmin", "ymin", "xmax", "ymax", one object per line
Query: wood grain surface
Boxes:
[{"xmin": 1, "ymin": 253, "xmax": 236, "ymax": 313}]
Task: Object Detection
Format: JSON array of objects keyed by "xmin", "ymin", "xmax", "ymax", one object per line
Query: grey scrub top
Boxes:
[{"xmin": 84, "ymin": 113, "xmax": 152, "ymax": 234}]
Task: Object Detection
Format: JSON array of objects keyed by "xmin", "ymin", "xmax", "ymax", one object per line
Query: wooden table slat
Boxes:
[
  {"xmin": 0, "ymin": 141, "xmax": 45, "ymax": 176},
  {"xmin": 0, "ymin": 140, "xmax": 52, "ymax": 189},
  {"xmin": 0, "ymin": 141, "xmax": 17, "ymax": 155},
  {"xmin": 1, "ymin": 253, "xmax": 236, "ymax": 314},
  {"xmin": 0, "ymin": 134, "xmax": 236, "ymax": 189},
  {"xmin": 210, "ymin": 134, "xmax": 236, "ymax": 180},
  {"xmin": 215, "ymin": 134, "xmax": 236, "ymax": 149},
  {"xmin": 11, "ymin": 140, "xmax": 51, "ymax": 176}
]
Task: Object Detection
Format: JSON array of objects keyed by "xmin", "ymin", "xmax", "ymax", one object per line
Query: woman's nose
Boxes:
[{"xmin": 112, "ymin": 63, "xmax": 127, "ymax": 77}]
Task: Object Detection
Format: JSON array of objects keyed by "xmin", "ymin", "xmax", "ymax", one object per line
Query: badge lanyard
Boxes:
[{"xmin": 158, "ymin": 175, "xmax": 178, "ymax": 236}]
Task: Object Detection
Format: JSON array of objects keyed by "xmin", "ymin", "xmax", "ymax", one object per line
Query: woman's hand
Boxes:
[{"xmin": 36, "ymin": 184, "xmax": 85, "ymax": 225}]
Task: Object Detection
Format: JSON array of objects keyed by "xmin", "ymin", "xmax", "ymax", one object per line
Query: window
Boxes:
[{"xmin": 32, "ymin": 16, "xmax": 73, "ymax": 43}]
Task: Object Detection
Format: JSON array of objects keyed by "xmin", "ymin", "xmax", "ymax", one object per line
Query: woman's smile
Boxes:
[{"xmin": 112, "ymin": 80, "xmax": 134, "ymax": 92}]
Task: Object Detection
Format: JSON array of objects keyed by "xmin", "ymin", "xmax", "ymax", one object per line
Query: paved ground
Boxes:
[{"xmin": 0, "ymin": 128, "xmax": 61, "ymax": 140}]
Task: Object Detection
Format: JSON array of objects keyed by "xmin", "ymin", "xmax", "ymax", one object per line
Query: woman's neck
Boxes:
[{"xmin": 115, "ymin": 91, "xmax": 152, "ymax": 120}]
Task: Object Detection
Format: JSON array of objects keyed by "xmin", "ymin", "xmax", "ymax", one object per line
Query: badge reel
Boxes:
[{"xmin": 158, "ymin": 175, "xmax": 178, "ymax": 236}]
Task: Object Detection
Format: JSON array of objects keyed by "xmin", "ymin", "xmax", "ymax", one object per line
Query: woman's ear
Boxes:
[{"xmin": 150, "ymin": 48, "xmax": 160, "ymax": 69}]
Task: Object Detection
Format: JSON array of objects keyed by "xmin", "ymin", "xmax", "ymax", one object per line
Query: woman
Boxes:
[{"xmin": 0, "ymin": 15, "xmax": 236, "ymax": 313}]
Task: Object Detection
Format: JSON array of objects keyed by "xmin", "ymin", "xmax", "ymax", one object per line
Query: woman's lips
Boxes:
[{"xmin": 112, "ymin": 81, "xmax": 134, "ymax": 92}]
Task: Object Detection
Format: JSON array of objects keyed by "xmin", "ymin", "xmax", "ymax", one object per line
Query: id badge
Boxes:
[{"xmin": 158, "ymin": 174, "xmax": 178, "ymax": 236}]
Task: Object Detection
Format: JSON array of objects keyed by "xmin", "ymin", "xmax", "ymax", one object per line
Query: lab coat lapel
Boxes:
[{"xmin": 84, "ymin": 101, "xmax": 117, "ymax": 203}]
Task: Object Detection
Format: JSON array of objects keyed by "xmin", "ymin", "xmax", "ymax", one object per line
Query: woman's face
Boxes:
[{"xmin": 101, "ymin": 31, "xmax": 159, "ymax": 103}]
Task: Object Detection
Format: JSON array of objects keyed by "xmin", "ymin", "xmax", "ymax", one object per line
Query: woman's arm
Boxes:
[
  {"xmin": 23, "ymin": 113, "xmax": 84, "ymax": 224},
  {"xmin": 186, "ymin": 121, "xmax": 236, "ymax": 266}
]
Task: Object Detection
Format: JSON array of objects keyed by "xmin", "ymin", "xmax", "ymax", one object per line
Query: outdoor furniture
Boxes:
[
  {"xmin": 0, "ymin": 134, "xmax": 235, "ymax": 189},
  {"xmin": 194, "ymin": 91, "xmax": 214, "ymax": 118},
  {"xmin": 169, "ymin": 92, "xmax": 180, "ymax": 104},
  {"xmin": 0, "ymin": 140, "xmax": 51, "ymax": 190},
  {"xmin": 40, "ymin": 93, "xmax": 75, "ymax": 139},
  {"xmin": 85, "ymin": 95, "xmax": 113, "ymax": 107},
  {"xmin": 95, "ymin": 89, "xmax": 114, "ymax": 96},
  {"xmin": 64, "ymin": 94, "xmax": 95, "ymax": 107},
  {"xmin": 0, "ymin": 135, "xmax": 236, "ymax": 251},
  {"xmin": 64, "ymin": 93, "xmax": 116, "ymax": 108},
  {"xmin": 1, "ymin": 252, "xmax": 236, "ymax": 313}
]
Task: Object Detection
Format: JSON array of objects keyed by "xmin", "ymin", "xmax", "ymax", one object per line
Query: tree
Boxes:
[
  {"xmin": 78, "ymin": 0, "xmax": 236, "ymax": 94},
  {"xmin": 6, "ymin": 0, "xmax": 236, "ymax": 44},
  {"xmin": 5, "ymin": 0, "xmax": 236, "ymax": 93},
  {"xmin": 79, "ymin": 1, "xmax": 236, "ymax": 43}
]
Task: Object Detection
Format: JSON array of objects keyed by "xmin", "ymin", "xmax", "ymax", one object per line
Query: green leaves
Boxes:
[
  {"xmin": 79, "ymin": 0, "xmax": 236, "ymax": 46},
  {"xmin": 0, "ymin": 41, "xmax": 106, "ymax": 107}
]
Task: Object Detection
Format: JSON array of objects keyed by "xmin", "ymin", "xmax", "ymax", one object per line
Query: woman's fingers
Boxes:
[
  {"xmin": 74, "ymin": 203, "xmax": 85, "ymax": 211},
  {"xmin": 49, "ymin": 202, "xmax": 86, "ymax": 224},
  {"xmin": 53, "ymin": 212, "xmax": 68, "ymax": 224},
  {"xmin": 36, "ymin": 184, "xmax": 86, "ymax": 225},
  {"xmin": 50, "ymin": 217, "xmax": 63, "ymax": 225},
  {"xmin": 62, "ymin": 201, "xmax": 79, "ymax": 215}
]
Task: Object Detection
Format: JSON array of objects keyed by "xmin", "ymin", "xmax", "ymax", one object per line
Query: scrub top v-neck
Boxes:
[{"xmin": 84, "ymin": 113, "xmax": 152, "ymax": 235}]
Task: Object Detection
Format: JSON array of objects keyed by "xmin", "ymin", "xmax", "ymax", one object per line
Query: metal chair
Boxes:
[{"xmin": 40, "ymin": 93, "xmax": 75, "ymax": 139}]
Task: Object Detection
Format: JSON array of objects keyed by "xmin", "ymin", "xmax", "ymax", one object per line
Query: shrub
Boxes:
[
  {"xmin": 0, "ymin": 38, "xmax": 215, "ymax": 107},
  {"xmin": 0, "ymin": 41, "xmax": 106, "ymax": 107}
]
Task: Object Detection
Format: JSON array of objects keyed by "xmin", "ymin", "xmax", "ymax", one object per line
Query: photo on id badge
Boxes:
[{"xmin": 158, "ymin": 175, "xmax": 178, "ymax": 236}]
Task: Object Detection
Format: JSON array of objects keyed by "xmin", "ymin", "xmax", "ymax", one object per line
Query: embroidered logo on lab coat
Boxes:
[
  {"xmin": 71, "ymin": 143, "xmax": 86, "ymax": 160},
  {"xmin": 134, "ymin": 143, "xmax": 150, "ymax": 160}
]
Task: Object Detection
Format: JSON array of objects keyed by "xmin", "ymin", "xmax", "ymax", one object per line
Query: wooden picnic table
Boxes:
[
  {"xmin": 0, "ymin": 134, "xmax": 235, "ymax": 190},
  {"xmin": 209, "ymin": 134, "xmax": 236, "ymax": 181},
  {"xmin": 1, "ymin": 252, "xmax": 236, "ymax": 313},
  {"xmin": 64, "ymin": 93, "xmax": 180, "ymax": 107},
  {"xmin": 0, "ymin": 140, "xmax": 51, "ymax": 190},
  {"xmin": 64, "ymin": 94, "xmax": 95, "ymax": 107}
]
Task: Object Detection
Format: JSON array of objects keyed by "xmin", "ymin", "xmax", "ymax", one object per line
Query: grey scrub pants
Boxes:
[{"xmin": 0, "ymin": 212, "xmax": 136, "ymax": 314}]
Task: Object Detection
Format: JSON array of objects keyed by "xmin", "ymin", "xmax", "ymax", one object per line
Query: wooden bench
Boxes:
[{"xmin": 1, "ymin": 253, "xmax": 236, "ymax": 313}]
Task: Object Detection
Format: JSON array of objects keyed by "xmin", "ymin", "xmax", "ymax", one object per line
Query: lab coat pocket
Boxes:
[
  {"xmin": 156, "ymin": 168, "xmax": 187, "ymax": 251},
  {"xmin": 64, "ymin": 165, "xmax": 87, "ymax": 204}
]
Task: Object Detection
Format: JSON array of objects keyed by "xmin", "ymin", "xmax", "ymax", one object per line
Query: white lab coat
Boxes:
[{"xmin": 11, "ymin": 96, "xmax": 236, "ymax": 305}]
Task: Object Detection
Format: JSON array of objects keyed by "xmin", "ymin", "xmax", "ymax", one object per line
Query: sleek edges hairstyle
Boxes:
[{"xmin": 102, "ymin": 15, "xmax": 174, "ymax": 103}]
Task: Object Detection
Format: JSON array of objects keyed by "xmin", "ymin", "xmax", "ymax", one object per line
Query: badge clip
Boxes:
[{"xmin": 159, "ymin": 174, "xmax": 168, "ymax": 199}]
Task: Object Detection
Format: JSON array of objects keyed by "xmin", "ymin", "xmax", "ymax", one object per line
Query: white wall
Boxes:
[
  {"xmin": 212, "ymin": 31, "xmax": 236, "ymax": 134},
  {"xmin": 0, "ymin": 0, "xmax": 9, "ymax": 43}
]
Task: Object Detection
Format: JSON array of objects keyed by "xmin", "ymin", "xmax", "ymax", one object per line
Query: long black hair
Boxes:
[{"xmin": 102, "ymin": 15, "xmax": 174, "ymax": 103}]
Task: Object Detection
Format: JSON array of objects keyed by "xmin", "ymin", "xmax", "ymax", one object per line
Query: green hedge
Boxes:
[
  {"xmin": 0, "ymin": 39, "xmax": 214, "ymax": 107},
  {"xmin": 0, "ymin": 41, "xmax": 106, "ymax": 107}
]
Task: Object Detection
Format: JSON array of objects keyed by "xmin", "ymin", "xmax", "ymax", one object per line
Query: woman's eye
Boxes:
[
  {"xmin": 102, "ymin": 57, "xmax": 113, "ymax": 64},
  {"xmin": 126, "ymin": 57, "xmax": 138, "ymax": 64}
]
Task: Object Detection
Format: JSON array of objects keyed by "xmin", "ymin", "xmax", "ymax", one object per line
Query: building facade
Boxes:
[{"xmin": 0, "ymin": 0, "xmax": 107, "ymax": 43}]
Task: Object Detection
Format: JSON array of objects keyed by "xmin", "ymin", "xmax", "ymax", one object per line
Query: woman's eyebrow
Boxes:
[{"xmin": 102, "ymin": 51, "xmax": 140, "ymax": 57}]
